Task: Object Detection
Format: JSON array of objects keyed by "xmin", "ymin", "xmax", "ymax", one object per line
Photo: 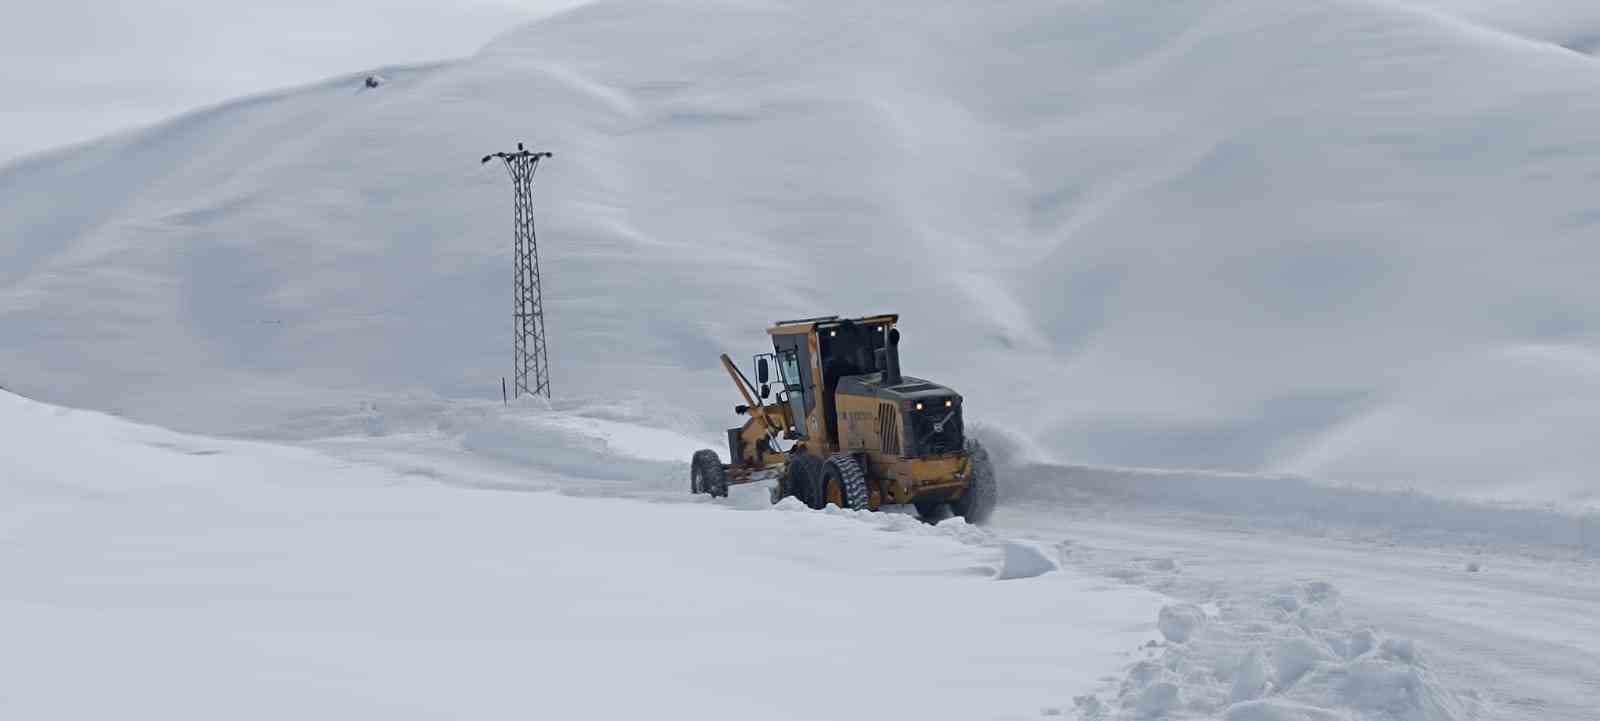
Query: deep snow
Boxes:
[
  {"xmin": 0, "ymin": 389, "xmax": 1170, "ymax": 719},
  {"xmin": 307, "ymin": 397, "xmax": 1598, "ymax": 720},
  {"xmin": 5, "ymin": 1, "xmax": 1600, "ymax": 718},
  {"xmin": 3, "ymin": 0, "xmax": 1600, "ymax": 505},
  {"xmin": 13, "ymin": 386, "xmax": 1589, "ymax": 720}
]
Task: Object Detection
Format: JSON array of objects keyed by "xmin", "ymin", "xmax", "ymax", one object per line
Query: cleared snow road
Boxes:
[{"xmin": 295, "ymin": 401, "xmax": 1600, "ymax": 720}]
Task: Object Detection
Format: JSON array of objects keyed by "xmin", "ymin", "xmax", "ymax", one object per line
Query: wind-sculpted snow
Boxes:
[{"xmin": 3, "ymin": 0, "xmax": 1600, "ymax": 506}]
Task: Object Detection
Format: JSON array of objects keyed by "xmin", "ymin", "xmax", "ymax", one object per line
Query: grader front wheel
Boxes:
[
  {"xmin": 786, "ymin": 453, "xmax": 825, "ymax": 509},
  {"xmin": 951, "ymin": 439, "xmax": 996, "ymax": 523},
  {"xmin": 821, "ymin": 454, "xmax": 870, "ymax": 510}
]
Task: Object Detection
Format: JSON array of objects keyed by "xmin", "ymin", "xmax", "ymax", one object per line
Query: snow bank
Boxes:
[
  {"xmin": 0, "ymin": 390, "xmax": 1169, "ymax": 720},
  {"xmin": 0, "ymin": 386, "xmax": 399, "ymax": 501},
  {"xmin": 282, "ymin": 394, "xmax": 718, "ymax": 498},
  {"xmin": 3, "ymin": 0, "xmax": 1600, "ymax": 505}
]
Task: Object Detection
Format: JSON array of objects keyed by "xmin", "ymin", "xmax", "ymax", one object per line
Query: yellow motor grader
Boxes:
[{"xmin": 688, "ymin": 314, "xmax": 996, "ymax": 523}]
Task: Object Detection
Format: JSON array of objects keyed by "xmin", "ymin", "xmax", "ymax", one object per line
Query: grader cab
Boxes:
[{"xmin": 688, "ymin": 314, "xmax": 996, "ymax": 523}]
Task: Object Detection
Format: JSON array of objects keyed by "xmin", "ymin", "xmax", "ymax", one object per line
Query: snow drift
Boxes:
[
  {"xmin": 0, "ymin": 388, "xmax": 1168, "ymax": 719},
  {"xmin": 3, "ymin": 0, "xmax": 1599, "ymax": 504}
]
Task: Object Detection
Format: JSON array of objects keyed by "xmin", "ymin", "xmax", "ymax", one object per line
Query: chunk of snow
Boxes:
[
  {"xmin": 1104, "ymin": 583, "xmax": 1478, "ymax": 721},
  {"xmin": 1273, "ymin": 637, "xmax": 1334, "ymax": 687},
  {"xmin": 1327, "ymin": 627, "xmax": 1377, "ymax": 661},
  {"xmin": 1378, "ymin": 638, "xmax": 1419, "ymax": 665},
  {"xmin": 995, "ymin": 539, "xmax": 1058, "ymax": 580},
  {"xmin": 1338, "ymin": 659, "xmax": 1468, "ymax": 721},
  {"xmin": 933, "ymin": 516, "xmax": 993, "ymax": 545},
  {"xmin": 1230, "ymin": 650, "xmax": 1271, "ymax": 703},
  {"xmin": 772, "ymin": 496, "xmax": 810, "ymax": 512},
  {"xmin": 1134, "ymin": 681, "xmax": 1181, "ymax": 717},
  {"xmin": 1158, "ymin": 603, "xmax": 1207, "ymax": 644},
  {"xmin": 1224, "ymin": 699, "xmax": 1347, "ymax": 721}
]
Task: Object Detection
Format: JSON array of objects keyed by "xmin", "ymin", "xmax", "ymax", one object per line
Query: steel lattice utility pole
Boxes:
[{"xmin": 481, "ymin": 143, "xmax": 554, "ymax": 399}]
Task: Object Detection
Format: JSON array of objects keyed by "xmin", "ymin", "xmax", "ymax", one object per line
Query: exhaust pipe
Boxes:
[{"xmin": 884, "ymin": 327, "xmax": 903, "ymax": 386}]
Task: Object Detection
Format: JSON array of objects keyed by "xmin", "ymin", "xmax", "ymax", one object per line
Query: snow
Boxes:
[
  {"xmin": 1000, "ymin": 458, "xmax": 1600, "ymax": 550},
  {"xmin": 1002, "ymin": 496, "xmax": 1600, "ymax": 721},
  {"xmin": 1231, "ymin": 650, "xmax": 1272, "ymax": 704},
  {"xmin": 3, "ymin": 0, "xmax": 1600, "ymax": 506},
  {"xmin": 14, "ymin": 377, "xmax": 1588, "ymax": 718},
  {"xmin": 997, "ymin": 539, "xmax": 1060, "ymax": 580},
  {"xmin": 0, "ymin": 390, "xmax": 1166, "ymax": 719},
  {"xmin": 5, "ymin": 0, "xmax": 1600, "ymax": 718},
  {"xmin": 1098, "ymin": 579, "xmax": 1481, "ymax": 720},
  {"xmin": 1157, "ymin": 604, "xmax": 1207, "ymax": 644},
  {"xmin": 1396, "ymin": 0, "xmax": 1600, "ymax": 54}
]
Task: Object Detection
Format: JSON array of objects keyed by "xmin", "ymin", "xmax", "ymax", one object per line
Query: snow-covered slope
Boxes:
[
  {"xmin": 4, "ymin": 0, "xmax": 1600, "ymax": 504},
  {"xmin": 0, "ymin": 389, "xmax": 1172, "ymax": 719},
  {"xmin": 1400, "ymin": 0, "xmax": 1600, "ymax": 53}
]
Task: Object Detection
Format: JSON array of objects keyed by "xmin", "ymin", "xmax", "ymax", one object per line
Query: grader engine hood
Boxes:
[{"xmin": 837, "ymin": 373, "xmax": 966, "ymax": 458}]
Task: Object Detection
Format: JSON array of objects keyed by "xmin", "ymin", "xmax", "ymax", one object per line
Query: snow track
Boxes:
[
  {"xmin": 998, "ymin": 503, "xmax": 1600, "ymax": 721},
  {"xmin": 1096, "ymin": 582, "xmax": 1484, "ymax": 720},
  {"xmin": 1002, "ymin": 461, "xmax": 1600, "ymax": 555}
]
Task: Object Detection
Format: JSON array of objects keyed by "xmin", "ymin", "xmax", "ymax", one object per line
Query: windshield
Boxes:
[{"xmin": 779, "ymin": 350, "xmax": 802, "ymax": 391}]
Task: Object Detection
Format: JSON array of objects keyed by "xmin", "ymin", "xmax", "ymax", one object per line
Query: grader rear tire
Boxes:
[
  {"xmin": 951, "ymin": 439, "xmax": 996, "ymax": 524},
  {"xmin": 821, "ymin": 454, "xmax": 870, "ymax": 511},
  {"xmin": 691, "ymin": 449, "xmax": 729, "ymax": 498}
]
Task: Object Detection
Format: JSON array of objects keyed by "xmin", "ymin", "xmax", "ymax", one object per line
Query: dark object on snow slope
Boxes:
[{"xmin": 688, "ymin": 314, "xmax": 996, "ymax": 524}]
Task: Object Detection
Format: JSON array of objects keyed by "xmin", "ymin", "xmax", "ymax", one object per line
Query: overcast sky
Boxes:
[{"xmin": 0, "ymin": 0, "xmax": 586, "ymax": 165}]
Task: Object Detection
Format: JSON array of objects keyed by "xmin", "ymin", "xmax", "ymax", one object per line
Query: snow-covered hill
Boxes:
[{"xmin": 4, "ymin": 0, "xmax": 1599, "ymax": 504}]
